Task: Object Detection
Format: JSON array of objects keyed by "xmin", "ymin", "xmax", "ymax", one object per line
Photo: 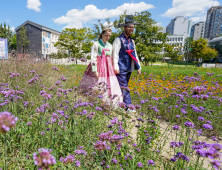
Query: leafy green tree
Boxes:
[
  {"xmin": 55, "ymin": 28, "xmax": 94, "ymax": 64},
  {"xmin": 18, "ymin": 26, "xmax": 29, "ymax": 58},
  {"xmin": 201, "ymin": 47, "xmax": 218, "ymax": 61},
  {"xmin": 134, "ymin": 11, "xmax": 168, "ymax": 65},
  {"xmin": 164, "ymin": 44, "xmax": 182, "ymax": 65},
  {"xmin": 189, "ymin": 37, "xmax": 219, "ymax": 65},
  {"xmin": 112, "ymin": 11, "xmax": 168, "ymax": 66},
  {"xmin": 93, "ymin": 18, "xmax": 117, "ymax": 44},
  {"xmin": 183, "ymin": 37, "xmax": 193, "ymax": 66},
  {"xmin": 136, "ymin": 44, "xmax": 162, "ymax": 66},
  {"xmin": 189, "ymin": 37, "xmax": 207, "ymax": 62},
  {"xmin": 94, "ymin": 11, "xmax": 168, "ymax": 66},
  {"xmin": 10, "ymin": 33, "xmax": 17, "ymax": 50},
  {"xmin": 0, "ymin": 23, "xmax": 12, "ymax": 49}
]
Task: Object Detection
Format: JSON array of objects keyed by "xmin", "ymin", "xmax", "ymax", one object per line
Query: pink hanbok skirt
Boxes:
[{"xmin": 79, "ymin": 55, "xmax": 123, "ymax": 106}]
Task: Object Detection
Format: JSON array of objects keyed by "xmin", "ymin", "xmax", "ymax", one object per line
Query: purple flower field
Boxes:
[{"xmin": 0, "ymin": 58, "xmax": 221, "ymax": 169}]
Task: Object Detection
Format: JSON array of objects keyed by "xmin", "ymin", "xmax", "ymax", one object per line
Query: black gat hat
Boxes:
[{"xmin": 118, "ymin": 15, "xmax": 141, "ymax": 27}]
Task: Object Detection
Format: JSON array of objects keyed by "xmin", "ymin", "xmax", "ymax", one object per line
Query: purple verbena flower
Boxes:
[
  {"xmin": 203, "ymin": 124, "xmax": 213, "ymax": 130},
  {"xmin": 148, "ymin": 160, "xmax": 155, "ymax": 165},
  {"xmin": 137, "ymin": 162, "xmax": 143, "ymax": 168},
  {"xmin": 184, "ymin": 121, "xmax": 195, "ymax": 128},
  {"xmin": 172, "ymin": 125, "xmax": 180, "ymax": 130},
  {"xmin": 0, "ymin": 111, "xmax": 18, "ymax": 133},
  {"xmin": 60, "ymin": 154, "xmax": 75, "ymax": 164},
  {"xmin": 198, "ymin": 117, "xmax": 205, "ymax": 121},
  {"xmin": 33, "ymin": 148, "xmax": 56, "ymax": 168}
]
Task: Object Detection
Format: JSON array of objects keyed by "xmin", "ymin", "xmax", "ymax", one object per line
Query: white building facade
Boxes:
[
  {"xmin": 190, "ymin": 22, "xmax": 205, "ymax": 40},
  {"xmin": 154, "ymin": 35, "xmax": 185, "ymax": 48},
  {"xmin": 154, "ymin": 34, "xmax": 186, "ymax": 58},
  {"xmin": 166, "ymin": 16, "xmax": 192, "ymax": 38}
]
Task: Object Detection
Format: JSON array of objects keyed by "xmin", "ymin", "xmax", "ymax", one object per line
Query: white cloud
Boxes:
[
  {"xmin": 26, "ymin": 0, "xmax": 41, "ymax": 12},
  {"xmin": 6, "ymin": 20, "xmax": 10, "ymax": 22},
  {"xmin": 10, "ymin": 26, "xmax": 15, "ymax": 32},
  {"xmin": 190, "ymin": 15, "xmax": 207, "ymax": 22},
  {"xmin": 162, "ymin": 0, "xmax": 220, "ymax": 22},
  {"xmin": 54, "ymin": 2, "xmax": 154, "ymax": 29}
]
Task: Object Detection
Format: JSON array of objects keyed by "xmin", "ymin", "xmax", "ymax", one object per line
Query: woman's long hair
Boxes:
[{"xmin": 98, "ymin": 28, "xmax": 112, "ymax": 40}]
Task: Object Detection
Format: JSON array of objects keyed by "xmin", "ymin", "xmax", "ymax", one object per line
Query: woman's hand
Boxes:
[
  {"xmin": 94, "ymin": 71, "xmax": 99, "ymax": 78},
  {"xmin": 114, "ymin": 70, "xmax": 119, "ymax": 74}
]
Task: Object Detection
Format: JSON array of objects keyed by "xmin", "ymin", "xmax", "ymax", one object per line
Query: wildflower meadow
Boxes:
[{"xmin": 0, "ymin": 58, "xmax": 222, "ymax": 169}]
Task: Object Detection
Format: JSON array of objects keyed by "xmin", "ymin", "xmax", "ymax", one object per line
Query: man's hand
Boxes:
[
  {"xmin": 137, "ymin": 69, "xmax": 141, "ymax": 74},
  {"xmin": 94, "ymin": 71, "xmax": 99, "ymax": 78},
  {"xmin": 114, "ymin": 69, "xmax": 120, "ymax": 74}
]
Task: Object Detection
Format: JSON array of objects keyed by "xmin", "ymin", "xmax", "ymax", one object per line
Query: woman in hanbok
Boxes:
[{"xmin": 79, "ymin": 28, "xmax": 123, "ymax": 106}]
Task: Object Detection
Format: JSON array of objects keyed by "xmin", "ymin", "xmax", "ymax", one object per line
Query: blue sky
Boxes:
[{"xmin": 0, "ymin": 0, "xmax": 221, "ymax": 32}]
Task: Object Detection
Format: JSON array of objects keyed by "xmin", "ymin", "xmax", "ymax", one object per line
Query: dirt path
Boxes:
[{"xmin": 117, "ymin": 112, "xmax": 221, "ymax": 170}]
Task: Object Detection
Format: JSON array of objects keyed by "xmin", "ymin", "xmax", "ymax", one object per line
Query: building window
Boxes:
[
  {"xmin": 175, "ymin": 38, "xmax": 177, "ymax": 41},
  {"xmin": 180, "ymin": 43, "xmax": 182, "ymax": 46},
  {"xmin": 181, "ymin": 37, "xmax": 183, "ymax": 41},
  {"xmin": 172, "ymin": 38, "xmax": 174, "ymax": 41}
]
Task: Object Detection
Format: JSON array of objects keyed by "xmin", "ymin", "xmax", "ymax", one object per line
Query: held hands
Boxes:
[
  {"xmin": 94, "ymin": 71, "xmax": 99, "ymax": 78},
  {"xmin": 114, "ymin": 69, "xmax": 119, "ymax": 74},
  {"xmin": 114, "ymin": 69, "xmax": 140, "ymax": 74}
]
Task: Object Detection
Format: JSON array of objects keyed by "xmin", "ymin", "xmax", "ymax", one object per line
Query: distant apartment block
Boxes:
[
  {"xmin": 166, "ymin": 16, "xmax": 192, "ymax": 38},
  {"xmin": 190, "ymin": 22, "xmax": 205, "ymax": 40},
  {"xmin": 204, "ymin": 6, "xmax": 222, "ymax": 40},
  {"xmin": 15, "ymin": 20, "xmax": 61, "ymax": 56}
]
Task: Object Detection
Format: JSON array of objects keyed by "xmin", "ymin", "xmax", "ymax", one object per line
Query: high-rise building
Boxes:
[
  {"xmin": 166, "ymin": 16, "xmax": 192, "ymax": 38},
  {"xmin": 190, "ymin": 22, "xmax": 205, "ymax": 40},
  {"xmin": 204, "ymin": 6, "xmax": 222, "ymax": 40}
]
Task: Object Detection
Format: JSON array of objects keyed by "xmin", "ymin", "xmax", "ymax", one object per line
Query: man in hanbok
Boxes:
[{"xmin": 113, "ymin": 15, "xmax": 141, "ymax": 113}]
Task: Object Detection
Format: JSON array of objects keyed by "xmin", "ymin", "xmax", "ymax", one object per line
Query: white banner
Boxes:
[{"xmin": 0, "ymin": 41, "xmax": 5, "ymax": 57}]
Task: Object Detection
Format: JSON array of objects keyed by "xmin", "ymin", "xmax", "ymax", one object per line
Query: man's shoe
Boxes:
[{"xmin": 126, "ymin": 108, "xmax": 136, "ymax": 114}]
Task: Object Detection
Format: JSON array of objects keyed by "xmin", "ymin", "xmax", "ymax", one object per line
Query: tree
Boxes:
[
  {"xmin": 183, "ymin": 37, "xmax": 193, "ymax": 66},
  {"xmin": 10, "ymin": 33, "xmax": 17, "ymax": 50},
  {"xmin": 54, "ymin": 28, "xmax": 94, "ymax": 64},
  {"xmin": 190, "ymin": 38, "xmax": 218, "ymax": 66},
  {"xmin": 164, "ymin": 44, "xmax": 182, "ymax": 65},
  {"xmin": 136, "ymin": 44, "xmax": 162, "ymax": 66},
  {"xmin": 201, "ymin": 47, "xmax": 218, "ymax": 61},
  {"xmin": 112, "ymin": 11, "xmax": 168, "ymax": 66},
  {"xmin": 134, "ymin": 11, "xmax": 168, "ymax": 65},
  {"xmin": 94, "ymin": 11, "xmax": 168, "ymax": 66},
  {"xmin": 93, "ymin": 18, "xmax": 117, "ymax": 44},
  {"xmin": 18, "ymin": 26, "xmax": 29, "ymax": 58},
  {"xmin": 0, "ymin": 23, "xmax": 12, "ymax": 49},
  {"xmin": 190, "ymin": 37, "xmax": 207, "ymax": 62}
]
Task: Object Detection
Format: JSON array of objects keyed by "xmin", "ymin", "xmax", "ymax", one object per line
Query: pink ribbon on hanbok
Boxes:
[
  {"xmin": 126, "ymin": 50, "xmax": 138, "ymax": 64},
  {"xmin": 101, "ymin": 48, "xmax": 110, "ymax": 73}
]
